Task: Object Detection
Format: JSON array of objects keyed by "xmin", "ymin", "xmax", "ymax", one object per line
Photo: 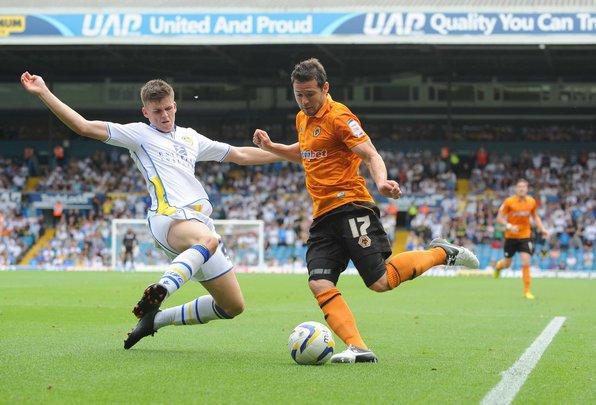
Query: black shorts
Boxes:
[
  {"xmin": 306, "ymin": 202, "xmax": 393, "ymax": 287},
  {"xmin": 504, "ymin": 238, "xmax": 534, "ymax": 258}
]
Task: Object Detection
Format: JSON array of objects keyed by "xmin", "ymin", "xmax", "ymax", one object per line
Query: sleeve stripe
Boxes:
[
  {"xmin": 219, "ymin": 144, "xmax": 232, "ymax": 162},
  {"xmin": 104, "ymin": 122, "xmax": 112, "ymax": 143}
]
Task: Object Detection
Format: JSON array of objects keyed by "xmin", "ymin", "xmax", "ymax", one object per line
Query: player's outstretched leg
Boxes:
[
  {"xmin": 384, "ymin": 238, "xmax": 478, "ymax": 289},
  {"xmin": 124, "ymin": 271, "xmax": 244, "ymax": 350},
  {"xmin": 132, "ymin": 244, "xmax": 211, "ymax": 319}
]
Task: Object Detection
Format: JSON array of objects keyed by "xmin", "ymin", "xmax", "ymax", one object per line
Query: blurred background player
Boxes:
[
  {"xmin": 254, "ymin": 58, "xmax": 479, "ymax": 363},
  {"xmin": 494, "ymin": 179, "xmax": 549, "ymax": 299},
  {"xmin": 121, "ymin": 228, "xmax": 138, "ymax": 270},
  {"xmin": 20, "ymin": 71, "xmax": 281, "ymax": 349}
]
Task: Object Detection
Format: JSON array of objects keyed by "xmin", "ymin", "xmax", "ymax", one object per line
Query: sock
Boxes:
[
  {"xmin": 495, "ymin": 259, "xmax": 508, "ymax": 271},
  {"xmin": 522, "ymin": 265, "xmax": 531, "ymax": 294},
  {"xmin": 158, "ymin": 244, "xmax": 211, "ymax": 295},
  {"xmin": 315, "ymin": 288, "xmax": 367, "ymax": 349},
  {"xmin": 154, "ymin": 295, "xmax": 232, "ymax": 329},
  {"xmin": 385, "ymin": 248, "xmax": 446, "ymax": 289}
]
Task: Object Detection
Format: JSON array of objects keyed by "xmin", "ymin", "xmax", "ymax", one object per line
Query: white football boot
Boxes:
[
  {"xmin": 330, "ymin": 345, "xmax": 378, "ymax": 364},
  {"xmin": 428, "ymin": 238, "xmax": 479, "ymax": 269}
]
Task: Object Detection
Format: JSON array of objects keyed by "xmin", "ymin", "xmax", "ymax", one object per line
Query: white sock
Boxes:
[
  {"xmin": 158, "ymin": 244, "xmax": 211, "ymax": 295},
  {"xmin": 153, "ymin": 295, "xmax": 232, "ymax": 329}
]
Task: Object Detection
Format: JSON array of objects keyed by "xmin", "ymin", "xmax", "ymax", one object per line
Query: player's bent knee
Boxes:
[
  {"xmin": 199, "ymin": 235, "xmax": 219, "ymax": 253},
  {"xmin": 367, "ymin": 277, "xmax": 391, "ymax": 293},
  {"xmin": 308, "ymin": 279, "xmax": 335, "ymax": 296},
  {"xmin": 219, "ymin": 299, "xmax": 245, "ymax": 318}
]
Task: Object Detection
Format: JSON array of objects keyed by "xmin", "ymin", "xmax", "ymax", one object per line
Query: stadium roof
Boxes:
[{"xmin": 4, "ymin": 0, "xmax": 596, "ymax": 9}]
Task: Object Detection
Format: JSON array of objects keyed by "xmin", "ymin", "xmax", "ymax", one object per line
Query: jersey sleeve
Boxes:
[
  {"xmin": 105, "ymin": 122, "xmax": 144, "ymax": 150},
  {"xmin": 530, "ymin": 198, "xmax": 537, "ymax": 215},
  {"xmin": 195, "ymin": 132, "xmax": 231, "ymax": 162},
  {"xmin": 500, "ymin": 199, "xmax": 511, "ymax": 215},
  {"xmin": 334, "ymin": 112, "xmax": 370, "ymax": 149}
]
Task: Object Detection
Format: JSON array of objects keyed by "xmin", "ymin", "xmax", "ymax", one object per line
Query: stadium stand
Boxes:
[{"xmin": 2, "ymin": 135, "xmax": 594, "ymax": 270}]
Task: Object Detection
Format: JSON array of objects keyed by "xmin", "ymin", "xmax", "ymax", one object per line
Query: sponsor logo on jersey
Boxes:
[
  {"xmin": 511, "ymin": 210, "xmax": 530, "ymax": 217},
  {"xmin": 174, "ymin": 144, "xmax": 188, "ymax": 157},
  {"xmin": 301, "ymin": 149, "xmax": 328, "ymax": 160},
  {"xmin": 347, "ymin": 119, "xmax": 365, "ymax": 138}
]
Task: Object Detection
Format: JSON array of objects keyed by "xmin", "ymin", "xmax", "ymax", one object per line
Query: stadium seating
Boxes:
[{"xmin": 1, "ymin": 134, "xmax": 594, "ymax": 271}]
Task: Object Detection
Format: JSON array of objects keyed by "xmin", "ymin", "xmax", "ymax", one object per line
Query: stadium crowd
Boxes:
[
  {"xmin": 0, "ymin": 137, "xmax": 594, "ymax": 270},
  {"xmin": 3, "ymin": 121, "xmax": 596, "ymax": 143}
]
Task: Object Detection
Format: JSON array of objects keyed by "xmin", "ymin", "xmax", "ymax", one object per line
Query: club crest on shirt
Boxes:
[
  {"xmin": 180, "ymin": 135, "xmax": 193, "ymax": 146},
  {"xmin": 358, "ymin": 235, "xmax": 372, "ymax": 248},
  {"xmin": 313, "ymin": 127, "xmax": 321, "ymax": 137}
]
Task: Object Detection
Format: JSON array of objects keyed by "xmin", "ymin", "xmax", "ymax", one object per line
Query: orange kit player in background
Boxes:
[
  {"xmin": 253, "ymin": 58, "xmax": 479, "ymax": 363},
  {"xmin": 495, "ymin": 179, "xmax": 549, "ymax": 299}
]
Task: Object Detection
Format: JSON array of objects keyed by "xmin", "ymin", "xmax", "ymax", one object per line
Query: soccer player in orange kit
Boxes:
[
  {"xmin": 495, "ymin": 179, "xmax": 549, "ymax": 299},
  {"xmin": 253, "ymin": 58, "xmax": 479, "ymax": 363}
]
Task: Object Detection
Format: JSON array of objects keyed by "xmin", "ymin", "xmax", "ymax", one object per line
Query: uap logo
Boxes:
[
  {"xmin": 82, "ymin": 13, "xmax": 142, "ymax": 37},
  {"xmin": 363, "ymin": 12, "xmax": 426, "ymax": 36}
]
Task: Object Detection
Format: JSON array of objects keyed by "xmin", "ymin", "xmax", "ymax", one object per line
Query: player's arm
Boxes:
[
  {"xmin": 351, "ymin": 140, "xmax": 402, "ymax": 199},
  {"xmin": 532, "ymin": 211, "xmax": 549, "ymax": 238},
  {"xmin": 223, "ymin": 146, "xmax": 284, "ymax": 165},
  {"xmin": 20, "ymin": 71, "xmax": 108, "ymax": 141},
  {"xmin": 497, "ymin": 202, "xmax": 518, "ymax": 232},
  {"xmin": 252, "ymin": 129, "xmax": 301, "ymax": 163}
]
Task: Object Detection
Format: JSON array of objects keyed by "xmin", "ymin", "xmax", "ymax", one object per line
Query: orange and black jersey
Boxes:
[
  {"xmin": 296, "ymin": 95, "xmax": 373, "ymax": 219},
  {"xmin": 500, "ymin": 195, "xmax": 537, "ymax": 239}
]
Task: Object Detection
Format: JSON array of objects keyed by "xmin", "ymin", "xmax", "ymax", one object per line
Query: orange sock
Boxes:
[
  {"xmin": 385, "ymin": 248, "xmax": 447, "ymax": 289},
  {"xmin": 522, "ymin": 265, "xmax": 531, "ymax": 293},
  {"xmin": 315, "ymin": 288, "xmax": 367, "ymax": 349}
]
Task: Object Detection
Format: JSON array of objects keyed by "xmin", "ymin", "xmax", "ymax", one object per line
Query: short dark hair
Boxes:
[
  {"xmin": 290, "ymin": 58, "xmax": 327, "ymax": 88},
  {"xmin": 140, "ymin": 79, "xmax": 174, "ymax": 105},
  {"xmin": 517, "ymin": 178, "xmax": 529, "ymax": 186}
]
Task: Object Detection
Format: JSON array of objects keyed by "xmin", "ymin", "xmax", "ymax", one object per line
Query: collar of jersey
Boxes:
[
  {"xmin": 150, "ymin": 123, "xmax": 176, "ymax": 135},
  {"xmin": 312, "ymin": 94, "xmax": 333, "ymax": 119}
]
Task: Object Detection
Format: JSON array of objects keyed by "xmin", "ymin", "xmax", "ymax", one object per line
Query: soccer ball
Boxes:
[{"xmin": 288, "ymin": 321, "xmax": 335, "ymax": 365}]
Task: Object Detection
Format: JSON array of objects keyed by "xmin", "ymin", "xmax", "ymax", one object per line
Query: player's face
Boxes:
[
  {"xmin": 293, "ymin": 80, "xmax": 329, "ymax": 116},
  {"xmin": 142, "ymin": 97, "xmax": 177, "ymax": 133},
  {"xmin": 516, "ymin": 181, "xmax": 528, "ymax": 197}
]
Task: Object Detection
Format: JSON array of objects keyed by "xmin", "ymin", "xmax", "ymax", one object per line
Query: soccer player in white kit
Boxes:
[{"xmin": 21, "ymin": 72, "xmax": 281, "ymax": 349}]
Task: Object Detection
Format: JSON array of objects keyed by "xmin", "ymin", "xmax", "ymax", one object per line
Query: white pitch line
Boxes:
[{"xmin": 481, "ymin": 316, "xmax": 567, "ymax": 405}]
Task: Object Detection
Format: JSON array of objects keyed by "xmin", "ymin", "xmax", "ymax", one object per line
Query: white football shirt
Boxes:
[{"xmin": 105, "ymin": 122, "xmax": 230, "ymax": 216}]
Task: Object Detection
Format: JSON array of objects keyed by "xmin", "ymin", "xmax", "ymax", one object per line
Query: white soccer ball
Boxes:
[{"xmin": 288, "ymin": 321, "xmax": 335, "ymax": 365}]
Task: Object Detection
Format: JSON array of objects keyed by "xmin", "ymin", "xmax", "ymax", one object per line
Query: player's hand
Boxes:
[
  {"xmin": 20, "ymin": 71, "xmax": 49, "ymax": 96},
  {"xmin": 253, "ymin": 129, "xmax": 273, "ymax": 151},
  {"xmin": 541, "ymin": 229, "xmax": 550, "ymax": 239},
  {"xmin": 378, "ymin": 180, "xmax": 402, "ymax": 199}
]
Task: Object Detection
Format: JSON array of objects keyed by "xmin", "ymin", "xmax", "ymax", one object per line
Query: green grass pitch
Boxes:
[{"xmin": 1, "ymin": 271, "xmax": 594, "ymax": 404}]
